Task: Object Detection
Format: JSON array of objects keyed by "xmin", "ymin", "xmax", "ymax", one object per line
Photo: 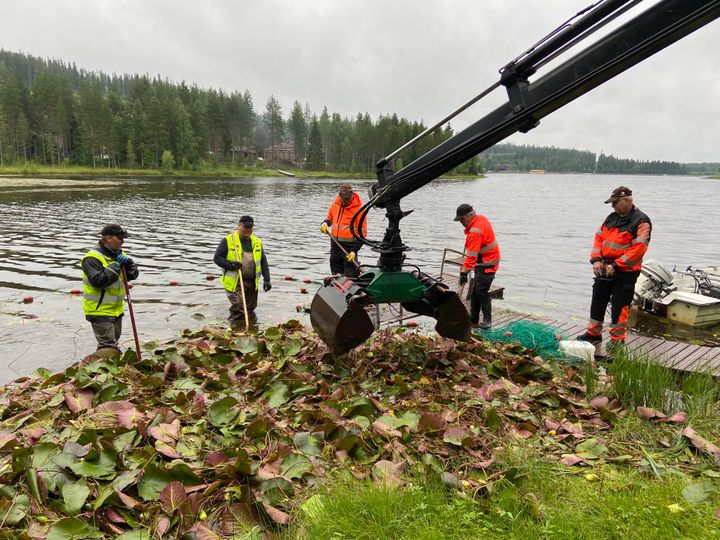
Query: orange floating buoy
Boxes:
[
  {"xmin": 300, "ymin": 287, "xmax": 308, "ymax": 294},
  {"xmin": 206, "ymin": 275, "xmax": 215, "ymax": 281},
  {"xmin": 169, "ymin": 280, "xmax": 178, "ymax": 286},
  {"xmin": 503, "ymin": 331, "xmax": 513, "ymax": 337},
  {"xmin": 284, "ymin": 276, "xmax": 295, "ymax": 281},
  {"xmin": 70, "ymin": 289, "xmax": 82, "ymax": 295},
  {"xmin": 555, "ymin": 334, "xmax": 562, "ymax": 340},
  {"xmin": 406, "ymin": 320, "xmax": 418, "ymax": 327},
  {"xmin": 302, "ymin": 278, "xmax": 312, "ymax": 284},
  {"xmin": 23, "ymin": 295, "xmax": 33, "ymax": 304}
]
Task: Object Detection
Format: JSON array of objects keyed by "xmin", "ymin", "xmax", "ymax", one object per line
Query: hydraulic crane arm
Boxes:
[
  {"xmin": 310, "ymin": 0, "xmax": 720, "ymax": 355},
  {"xmin": 374, "ymin": 0, "xmax": 720, "ymax": 207}
]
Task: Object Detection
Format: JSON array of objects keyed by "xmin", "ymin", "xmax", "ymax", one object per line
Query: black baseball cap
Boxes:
[
  {"xmin": 453, "ymin": 203, "xmax": 474, "ymax": 221},
  {"xmin": 239, "ymin": 215, "xmax": 254, "ymax": 225},
  {"xmin": 100, "ymin": 224, "xmax": 130, "ymax": 238}
]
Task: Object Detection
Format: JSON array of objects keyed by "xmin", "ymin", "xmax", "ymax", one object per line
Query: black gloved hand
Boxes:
[
  {"xmin": 263, "ymin": 281, "xmax": 272, "ymax": 292},
  {"xmin": 459, "ymin": 272, "xmax": 469, "ymax": 286},
  {"xmin": 230, "ymin": 262, "xmax": 243, "ymax": 270}
]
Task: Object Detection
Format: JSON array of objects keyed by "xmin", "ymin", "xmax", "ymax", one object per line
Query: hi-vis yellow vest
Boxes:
[
  {"xmin": 221, "ymin": 233, "xmax": 262, "ymax": 292},
  {"xmin": 81, "ymin": 250, "xmax": 126, "ymax": 316}
]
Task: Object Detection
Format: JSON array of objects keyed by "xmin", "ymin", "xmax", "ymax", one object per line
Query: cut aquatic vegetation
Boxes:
[{"xmin": 1, "ymin": 322, "xmax": 718, "ymax": 538}]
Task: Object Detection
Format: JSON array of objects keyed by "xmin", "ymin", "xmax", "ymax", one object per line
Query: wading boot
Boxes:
[{"xmin": 576, "ymin": 332, "xmax": 602, "ymax": 345}]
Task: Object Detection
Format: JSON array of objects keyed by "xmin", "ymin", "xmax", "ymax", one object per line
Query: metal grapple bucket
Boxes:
[{"xmin": 310, "ymin": 277, "xmax": 375, "ymax": 355}]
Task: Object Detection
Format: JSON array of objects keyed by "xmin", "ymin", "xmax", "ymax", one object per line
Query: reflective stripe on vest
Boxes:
[
  {"xmin": 80, "ymin": 249, "xmax": 125, "ymax": 316},
  {"xmin": 221, "ymin": 233, "xmax": 263, "ymax": 292}
]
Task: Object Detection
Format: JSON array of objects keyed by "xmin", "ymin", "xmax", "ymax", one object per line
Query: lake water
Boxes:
[{"xmin": 1, "ymin": 173, "xmax": 718, "ymax": 384}]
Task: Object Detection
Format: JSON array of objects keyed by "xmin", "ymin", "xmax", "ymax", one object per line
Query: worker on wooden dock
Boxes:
[
  {"xmin": 577, "ymin": 186, "xmax": 652, "ymax": 352},
  {"xmin": 454, "ymin": 203, "xmax": 501, "ymax": 330}
]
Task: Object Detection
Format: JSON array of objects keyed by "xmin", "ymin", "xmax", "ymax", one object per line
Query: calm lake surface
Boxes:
[{"xmin": 1, "ymin": 173, "xmax": 718, "ymax": 384}]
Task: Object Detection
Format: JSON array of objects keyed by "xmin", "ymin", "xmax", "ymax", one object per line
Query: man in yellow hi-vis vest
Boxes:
[
  {"xmin": 80, "ymin": 224, "xmax": 139, "ymax": 351},
  {"xmin": 213, "ymin": 215, "xmax": 271, "ymax": 328}
]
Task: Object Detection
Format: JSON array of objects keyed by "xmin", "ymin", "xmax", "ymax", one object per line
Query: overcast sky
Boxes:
[{"xmin": 2, "ymin": 0, "xmax": 718, "ymax": 162}]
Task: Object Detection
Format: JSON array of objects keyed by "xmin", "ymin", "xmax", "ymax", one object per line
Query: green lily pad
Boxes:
[
  {"xmin": 280, "ymin": 453, "xmax": 313, "ymax": 479},
  {"xmin": 208, "ymin": 396, "xmax": 239, "ymax": 426},
  {"xmin": 47, "ymin": 517, "xmax": 103, "ymax": 539},
  {"xmin": 294, "ymin": 431, "xmax": 324, "ymax": 455},
  {"xmin": 61, "ymin": 479, "xmax": 90, "ymax": 515}
]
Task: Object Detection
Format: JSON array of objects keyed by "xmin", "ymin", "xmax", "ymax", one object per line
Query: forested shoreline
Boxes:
[{"xmin": 1, "ymin": 50, "xmax": 718, "ymax": 176}]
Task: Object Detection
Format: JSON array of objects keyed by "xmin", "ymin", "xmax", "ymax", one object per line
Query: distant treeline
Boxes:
[
  {"xmin": 483, "ymin": 144, "xmax": 720, "ymax": 176},
  {"xmin": 1, "ymin": 50, "xmax": 718, "ymax": 176}
]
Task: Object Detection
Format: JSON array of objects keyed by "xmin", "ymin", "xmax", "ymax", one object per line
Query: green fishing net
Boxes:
[{"xmin": 478, "ymin": 320, "xmax": 567, "ymax": 359}]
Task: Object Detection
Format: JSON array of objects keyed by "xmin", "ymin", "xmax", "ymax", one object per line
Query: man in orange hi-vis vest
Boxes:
[
  {"xmin": 320, "ymin": 184, "xmax": 367, "ymax": 277},
  {"xmin": 454, "ymin": 203, "xmax": 501, "ymax": 330},
  {"xmin": 577, "ymin": 186, "xmax": 652, "ymax": 353}
]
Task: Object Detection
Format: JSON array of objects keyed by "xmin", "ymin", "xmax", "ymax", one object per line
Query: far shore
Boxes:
[{"xmin": 0, "ymin": 164, "xmax": 486, "ymax": 181}]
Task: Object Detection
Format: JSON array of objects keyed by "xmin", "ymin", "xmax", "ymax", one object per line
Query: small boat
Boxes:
[
  {"xmin": 277, "ymin": 169, "xmax": 295, "ymax": 177},
  {"xmin": 634, "ymin": 259, "xmax": 720, "ymax": 327}
]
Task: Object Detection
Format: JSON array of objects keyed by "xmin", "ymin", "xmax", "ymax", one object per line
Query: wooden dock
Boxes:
[{"xmin": 374, "ymin": 247, "xmax": 720, "ymax": 374}]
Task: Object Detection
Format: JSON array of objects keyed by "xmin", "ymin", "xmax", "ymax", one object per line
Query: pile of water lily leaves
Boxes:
[{"xmin": 1, "ymin": 321, "xmax": 718, "ymax": 538}]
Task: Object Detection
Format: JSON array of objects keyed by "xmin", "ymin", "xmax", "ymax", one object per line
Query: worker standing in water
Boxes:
[
  {"xmin": 320, "ymin": 183, "xmax": 367, "ymax": 277},
  {"xmin": 214, "ymin": 215, "xmax": 272, "ymax": 329}
]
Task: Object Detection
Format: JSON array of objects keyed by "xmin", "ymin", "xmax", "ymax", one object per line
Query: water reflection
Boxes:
[{"xmin": 0, "ymin": 174, "xmax": 718, "ymax": 383}]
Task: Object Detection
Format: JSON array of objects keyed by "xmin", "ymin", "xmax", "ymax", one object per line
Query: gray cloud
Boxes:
[{"xmin": 2, "ymin": 0, "xmax": 718, "ymax": 162}]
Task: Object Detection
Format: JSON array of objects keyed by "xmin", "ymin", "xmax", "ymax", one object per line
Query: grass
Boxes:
[
  {"xmin": 283, "ymin": 463, "xmax": 720, "ymax": 540},
  {"xmin": 608, "ymin": 348, "xmax": 720, "ymax": 420}
]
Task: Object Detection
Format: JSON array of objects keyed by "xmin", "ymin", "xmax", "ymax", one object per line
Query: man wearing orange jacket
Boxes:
[
  {"xmin": 454, "ymin": 203, "xmax": 501, "ymax": 330},
  {"xmin": 320, "ymin": 184, "xmax": 367, "ymax": 277},
  {"xmin": 577, "ymin": 186, "xmax": 652, "ymax": 350}
]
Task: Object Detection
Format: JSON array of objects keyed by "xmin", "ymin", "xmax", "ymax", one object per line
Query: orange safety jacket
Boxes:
[
  {"xmin": 463, "ymin": 214, "xmax": 501, "ymax": 274},
  {"xmin": 590, "ymin": 206, "xmax": 651, "ymax": 272},
  {"xmin": 325, "ymin": 192, "xmax": 367, "ymax": 242}
]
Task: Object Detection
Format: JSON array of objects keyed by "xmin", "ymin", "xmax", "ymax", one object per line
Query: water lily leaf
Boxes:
[
  {"xmin": 575, "ymin": 438, "xmax": 607, "ymax": 459},
  {"xmin": 137, "ymin": 464, "xmax": 172, "ymax": 501},
  {"xmin": 208, "ymin": 396, "xmax": 239, "ymax": 427},
  {"xmin": 0, "ymin": 493, "xmax": 29, "ymax": 525},
  {"xmin": 68, "ymin": 447, "xmax": 117, "ymax": 479},
  {"xmin": 682, "ymin": 480, "xmax": 715, "ymax": 504},
  {"xmin": 160, "ymin": 480, "xmax": 187, "ymax": 513},
  {"xmin": 264, "ymin": 327, "xmax": 281, "ymax": 340},
  {"xmin": 46, "ymin": 517, "xmax": 103, "ymax": 539},
  {"xmin": 294, "ymin": 431, "xmax": 324, "ymax": 455},
  {"xmin": 149, "ymin": 419, "xmax": 180, "ymax": 443},
  {"xmin": 377, "ymin": 411, "xmax": 420, "ymax": 430},
  {"xmin": 61, "ymin": 479, "xmax": 90, "ymax": 515},
  {"xmin": 115, "ymin": 531, "xmax": 152, "ymax": 540},
  {"xmin": 258, "ymin": 477, "xmax": 294, "ymax": 506},
  {"xmin": 155, "ymin": 440, "xmax": 182, "ymax": 459},
  {"xmin": 64, "ymin": 388, "xmax": 94, "ymax": 413},
  {"xmin": 261, "ymin": 503, "xmax": 291, "ymax": 525},
  {"xmin": 235, "ymin": 337, "xmax": 259, "ymax": 354},
  {"xmin": 167, "ymin": 462, "xmax": 203, "ymax": 485},
  {"xmin": 443, "ymin": 427, "xmax": 470, "ymax": 446},
  {"xmin": 279, "ymin": 453, "xmax": 313, "ymax": 479},
  {"xmin": 343, "ymin": 397, "xmax": 377, "ymax": 420},
  {"xmin": 418, "ymin": 412, "xmax": 447, "ymax": 432},
  {"xmin": 283, "ymin": 338, "xmax": 303, "ymax": 357},
  {"xmin": 264, "ymin": 381, "xmax": 290, "ymax": 408}
]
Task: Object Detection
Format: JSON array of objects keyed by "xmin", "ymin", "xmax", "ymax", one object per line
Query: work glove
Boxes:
[
  {"xmin": 116, "ymin": 253, "xmax": 133, "ymax": 267},
  {"xmin": 345, "ymin": 251, "xmax": 356, "ymax": 263},
  {"xmin": 229, "ymin": 262, "xmax": 243, "ymax": 271},
  {"xmin": 319, "ymin": 222, "xmax": 329, "ymax": 235},
  {"xmin": 263, "ymin": 281, "xmax": 272, "ymax": 292},
  {"xmin": 459, "ymin": 271, "xmax": 469, "ymax": 286}
]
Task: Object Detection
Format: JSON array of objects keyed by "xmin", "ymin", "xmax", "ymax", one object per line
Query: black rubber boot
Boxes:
[{"xmin": 576, "ymin": 332, "xmax": 602, "ymax": 345}]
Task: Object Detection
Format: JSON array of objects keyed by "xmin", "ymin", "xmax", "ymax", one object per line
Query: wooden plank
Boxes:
[{"xmin": 672, "ymin": 347, "xmax": 716, "ymax": 373}]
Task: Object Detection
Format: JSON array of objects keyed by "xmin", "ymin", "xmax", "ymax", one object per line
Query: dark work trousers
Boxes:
[
  {"xmin": 226, "ymin": 280, "xmax": 259, "ymax": 330},
  {"xmin": 588, "ymin": 271, "xmax": 640, "ymax": 340},
  {"xmin": 470, "ymin": 270, "xmax": 495, "ymax": 325},
  {"xmin": 87, "ymin": 315, "xmax": 123, "ymax": 350},
  {"xmin": 330, "ymin": 240, "xmax": 360, "ymax": 277}
]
